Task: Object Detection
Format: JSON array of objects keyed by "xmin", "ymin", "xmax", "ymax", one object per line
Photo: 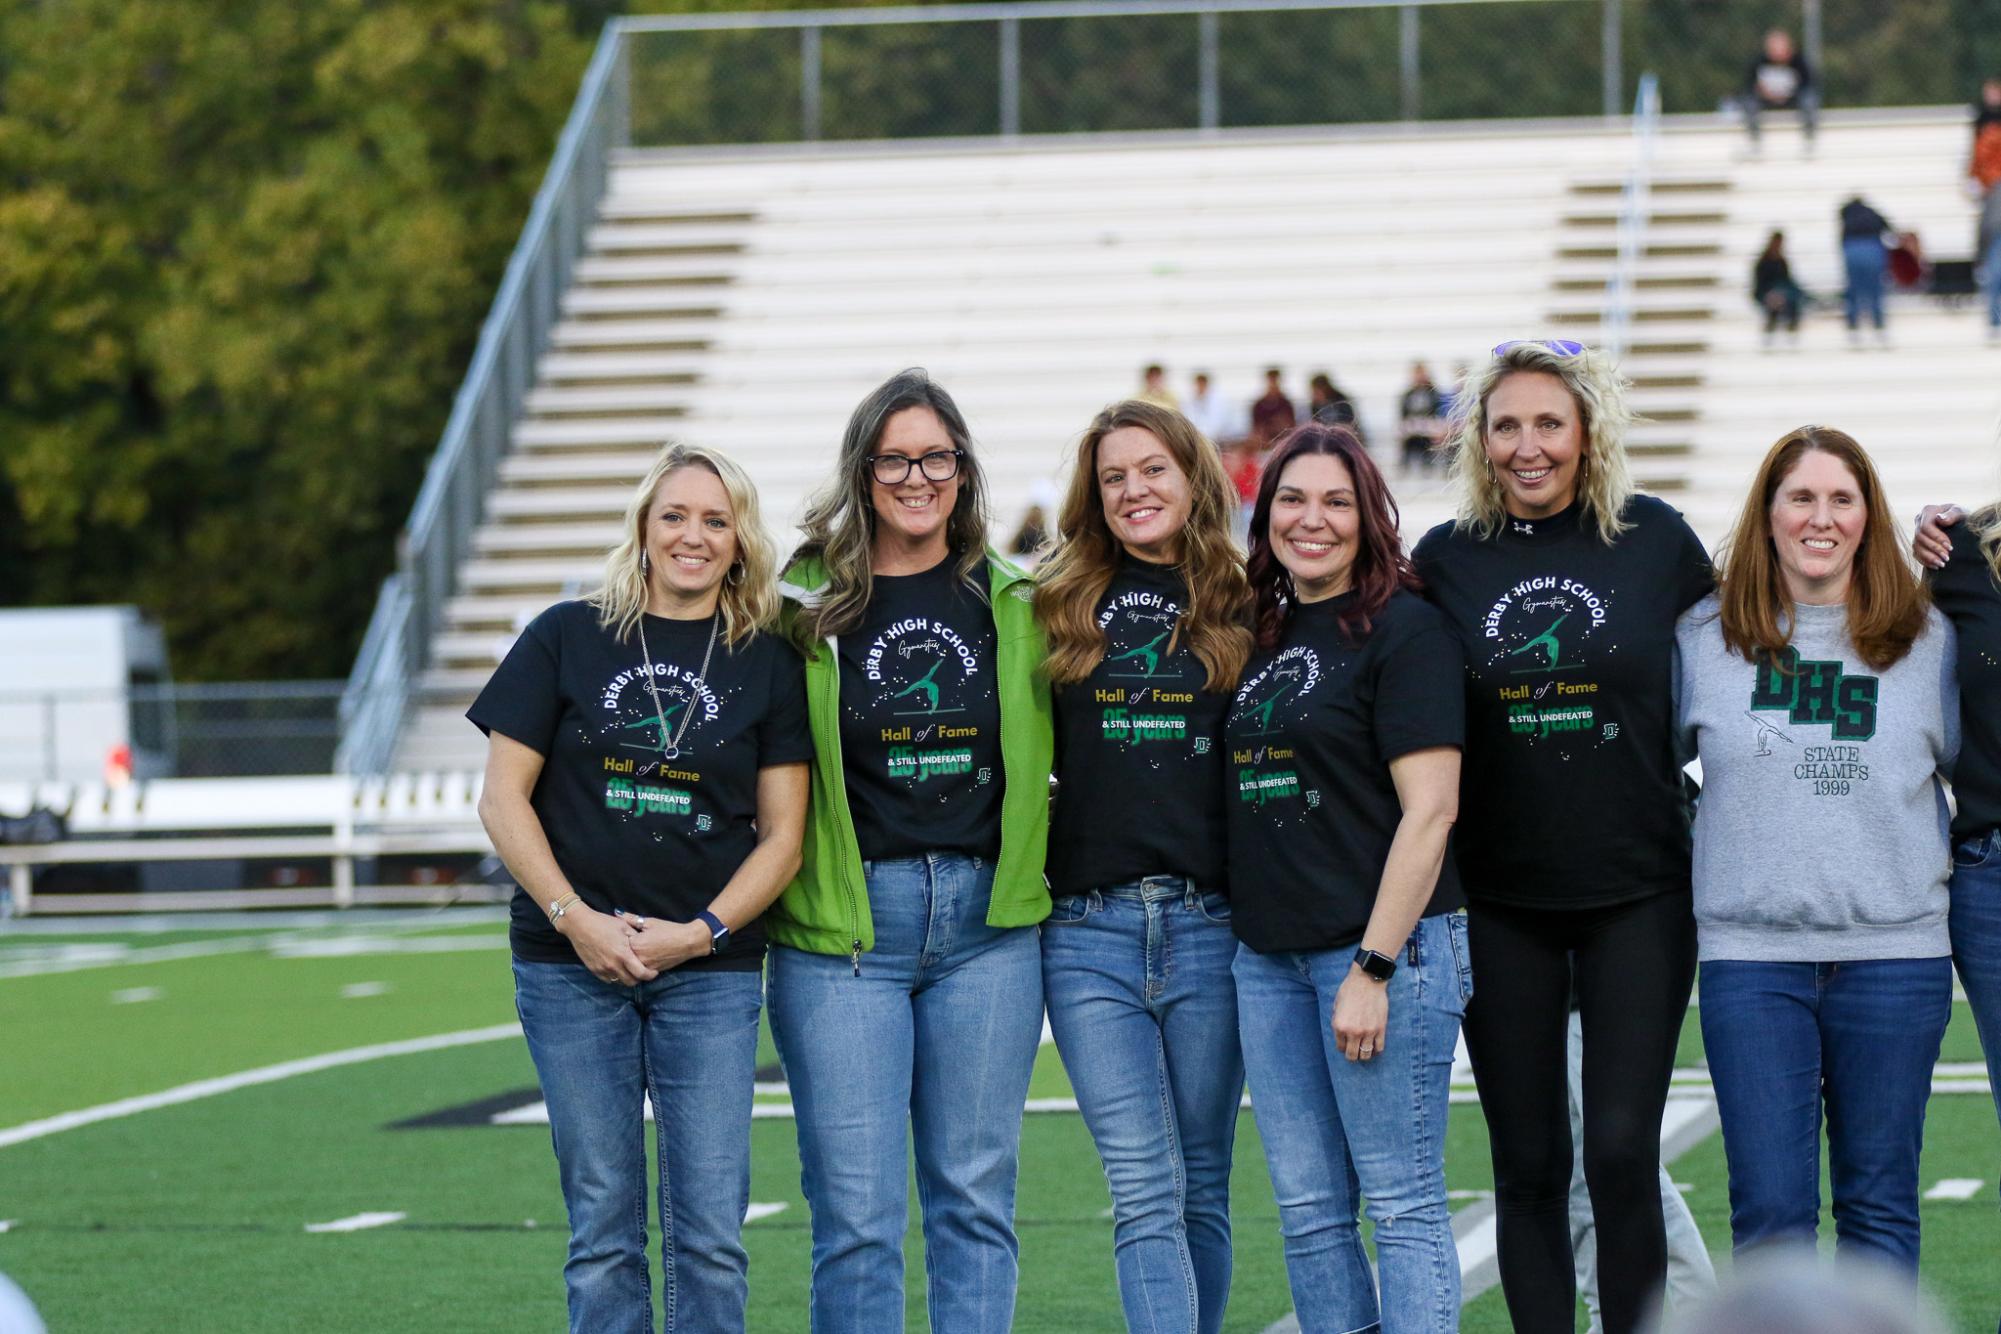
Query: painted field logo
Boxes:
[{"xmin": 1751, "ymin": 647, "xmax": 1877, "ymax": 740}]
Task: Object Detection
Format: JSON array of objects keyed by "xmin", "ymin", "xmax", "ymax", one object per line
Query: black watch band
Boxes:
[{"xmin": 1352, "ymin": 946, "xmax": 1397, "ymax": 982}]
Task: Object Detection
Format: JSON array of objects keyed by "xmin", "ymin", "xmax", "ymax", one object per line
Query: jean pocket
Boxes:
[
  {"xmin": 1418, "ymin": 914, "xmax": 1473, "ymax": 1015},
  {"xmin": 1044, "ymin": 894, "xmax": 1091, "ymax": 925},
  {"xmin": 1193, "ymin": 891, "xmax": 1233, "ymax": 924},
  {"xmin": 1952, "ymin": 831, "xmax": 2001, "ymax": 870}
]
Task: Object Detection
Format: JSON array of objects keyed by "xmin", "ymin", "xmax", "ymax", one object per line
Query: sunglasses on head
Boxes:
[{"xmin": 1490, "ymin": 339, "xmax": 1587, "ymax": 358}]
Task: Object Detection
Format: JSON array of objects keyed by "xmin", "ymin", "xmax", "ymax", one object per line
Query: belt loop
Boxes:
[{"xmin": 1184, "ymin": 880, "xmax": 1200, "ymax": 910}]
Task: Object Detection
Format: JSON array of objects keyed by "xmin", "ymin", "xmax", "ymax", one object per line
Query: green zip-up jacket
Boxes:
[{"xmin": 768, "ymin": 549, "xmax": 1053, "ymax": 960}]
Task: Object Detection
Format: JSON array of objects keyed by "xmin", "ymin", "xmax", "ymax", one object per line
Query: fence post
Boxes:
[
  {"xmin": 1601, "ymin": 0, "xmax": 1621, "ymax": 118},
  {"xmin": 611, "ymin": 24, "xmax": 632, "ymax": 149},
  {"xmin": 801, "ymin": 25, "xmax": 822, "ymax": 141},
  {"xmin": 8, "ymin": 863, "xmax": 30, "ymax": 918},
  {"xmin": 1399, "ymin": 4, "xmax": 1419, "ymax": 122},
  {"xmin": 999, "ymin": 17, "xmax": 1021, "ymax": 137},
  {"xmin": 42, "ymin": 696, "xmax": 56, "ymax": 781},
  {"xmin": 1198, "ymin": 10, "xmax": 1220, "ymax": 131},
  {"xmin": 1801, "ymin": 0, "xmax": 1822, "ymax": 99}
]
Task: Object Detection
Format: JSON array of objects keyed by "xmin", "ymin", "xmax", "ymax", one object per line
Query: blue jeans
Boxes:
[
  {"xmin": 1953, "ymin": 829, "xmax": 2001, "ymax": 1128},
  {"xmin": 512, "ymin": 959, "xmax": 762, "ymax": 1334},
  {"xmin": 766, "ymin": 853, "xmax": 1043, "ymax": 1334},
  {"xmin": 1042, "ymin": 878, "xmax": 1245, "ymax": 1334},
  {"xmin": 1232, "ymin": 914, "xmax": 1472, "ymax": 1334},
  {"xmin": 1984, "ymin": 235, "xmax": 2001, "ymax": 329},
  {"xmin": 1843, "ymin": 238, "xmax": 1887, "ymax": 330},
  {"xmin": 1699, "ymin": 956, "xmax": 1953, "ymax": 1271}
]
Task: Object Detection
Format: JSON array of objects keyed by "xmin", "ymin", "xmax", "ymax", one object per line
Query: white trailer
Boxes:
[{"xmin": 0, "ymin": 607, "xmax": 172, "ymax": 782}]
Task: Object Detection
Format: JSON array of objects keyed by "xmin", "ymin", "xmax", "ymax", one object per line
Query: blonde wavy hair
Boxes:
[
  {"xmin": 1444, "ymin": 342, "xmax": 1638, "ymax": 545},
  {"xmin": 1035, "ymin": 400, "xmax": 1253, "ymax": 692},
  {"xmin": 588, "ymin": 442, "xmax": 779, "ymax": 646}
]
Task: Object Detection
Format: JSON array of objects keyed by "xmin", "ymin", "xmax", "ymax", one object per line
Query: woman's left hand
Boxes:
[
  {"xmin": 620, "ymin": 914, "xmax": 714, "ymax": 973},
  {"xmin": 1332, "ymin": 970, "xmax": 1389, "ymax": 1062}
]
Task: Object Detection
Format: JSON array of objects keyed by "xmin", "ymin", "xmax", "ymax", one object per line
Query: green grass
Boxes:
[{"xmin": 2, "ymin": 917, "xmax": 1997, "ymax": 1332}]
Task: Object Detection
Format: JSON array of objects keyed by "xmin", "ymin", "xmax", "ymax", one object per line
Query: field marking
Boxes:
[
  {"xmin": 305, "ymin": 1211, "xmax": 407, "ymax": 1233},
  {"xmin": 110, "ymin": 986, "xmax": 162, "ymax": 1004},
  {"xmin": 0, "ymin": 1220, "xmax": 13, "ymax": 1233},
  {"xmin": 1923, "ymin": 1178, "xmax": 1984, "ymax": 1201},
  {"xmin": 0, "ymin": 1022, "xmax": 523, "ymax": 1151},
  {"xmin": 339, "ymin": 982, "xmax": 394, "ymax": 999},
  {"xmin": 744, "ymin": 1203, "xmax": 787, "ymax": 1224},
  {"xmin": 0, "ymin": 922, "xmax": 508, "ymax": 979}
]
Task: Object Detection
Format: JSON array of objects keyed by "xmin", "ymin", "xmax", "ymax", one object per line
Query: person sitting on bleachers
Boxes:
[
  {"xmin": 1184, "ymin": 369, "xmax": 1236, "ymax": 445},
  {"xmin": 1307, "ymin": 371, "xmax": 1367, "ymax": 447},
  {"xmin": 1752, "ymin": 230, "xmax": 1804, "ymax": 347},
  {"xmin": 1740, "ymin": 29, "xmax": 1817, "ymax": 153},
  {"xmin": 1249, "ymin": 367, "xmax": 1296, "ymax": 445},
  {"xmin": 1397, "ymin": 362, "xmax": 1447, "ymax": 474},
  {"xmin": 1137, "ymin": 362, "xmax": 1178, "ymax": 410}
]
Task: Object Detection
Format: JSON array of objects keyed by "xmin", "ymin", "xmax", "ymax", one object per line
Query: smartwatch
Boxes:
[
  {"xmin": 696, "ymin": 910, "xmax": 730, "ymax": 956},
  {"xmin": 1352, "ymin": 946, "xmax": 1397, "ymax": 982}
]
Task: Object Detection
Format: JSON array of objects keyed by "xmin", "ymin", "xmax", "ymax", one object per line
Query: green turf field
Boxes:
[{"xmin": 2, "ymin": 913, "xmax": 1996, "ymax": 1332}]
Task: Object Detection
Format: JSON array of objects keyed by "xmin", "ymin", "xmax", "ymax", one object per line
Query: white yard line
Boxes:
[
  {"xmin": 0, "ymin": 1023, "xmax": 523, "ymax": 1150},
  {"xmin": 1922, "ymin": 1178, "xmax": 1985, "ymax": 1201},
  {"xmin": 743, "ymin": 1203, "xmax": 788, "ymax": 1224},
  {"xmin": 305, "ymin": 1211, "xmax": 407, "ymax": 1233}
]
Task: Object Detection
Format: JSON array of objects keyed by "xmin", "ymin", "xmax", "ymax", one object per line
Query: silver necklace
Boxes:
[{"xmin": 637, "ymin": 610, "xmax": 719, "ymax": 761}]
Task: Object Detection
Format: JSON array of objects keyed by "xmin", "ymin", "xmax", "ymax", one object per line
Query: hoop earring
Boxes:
[{"xmin": 726, "ymin": 562, "xmax": 743, "ymax": 585}]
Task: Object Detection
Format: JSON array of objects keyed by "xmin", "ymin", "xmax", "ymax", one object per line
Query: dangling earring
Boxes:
[
  {"xmin": 726, "ymin": 562, "xmax": 743, "ymax": 585},
  {"xmin": 640, "ymin": 551, "xmax": 650, "ymax": 578}
]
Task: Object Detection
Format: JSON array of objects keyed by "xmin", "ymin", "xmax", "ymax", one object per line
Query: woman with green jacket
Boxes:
[{"xmin": 767, "ymin": 368, "xmax": 1053, "ymax": 1334}]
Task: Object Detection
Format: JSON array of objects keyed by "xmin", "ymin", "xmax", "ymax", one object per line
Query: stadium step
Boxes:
[
  {"xmin": 499, "ymin": 453, "xmax": 661, "ymax": 485},
  {"xmin": 561, "ymin": 289, "xmax": 725, "ymax": 320},
  {"xmin": 513, "ymin": 417, "xmax": 691, "ymax": 450},
  {"xmin": 472, "ymin": 523, "xmax": 620, "ymax": 557},
  {"xmin": 523, "ymin": 385, "xmax": 702, "ymax": 418},
  {"xmin": 538, "ymin": 352, "xmax": 710, "ymax": 384},
  {"xmin": 1560, "ymin": 209, "xmax": 1729, "ymax": 228}
]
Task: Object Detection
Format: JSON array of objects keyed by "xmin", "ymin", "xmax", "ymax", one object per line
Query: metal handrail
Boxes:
[
  {"xmin": 1602, "ymin": 72, "xmax": 1661, "ymax": 366},
  {"xmin": 337, "ymin": 25, "xmax": 629, "ymax": 774}
]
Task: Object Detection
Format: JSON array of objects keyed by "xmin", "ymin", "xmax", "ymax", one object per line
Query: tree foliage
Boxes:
[{"xmin": 0, "ymin": 0, "xmax": 590, "ymax": 677}]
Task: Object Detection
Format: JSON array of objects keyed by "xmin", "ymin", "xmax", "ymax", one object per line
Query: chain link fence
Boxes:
[
  {"xmin": 621, "ymin": 0, "xmax": 2001, "ymax": 151},
  {"xmin": 0, "ymin": 683, "xmax": 358, "ymax": 782}
]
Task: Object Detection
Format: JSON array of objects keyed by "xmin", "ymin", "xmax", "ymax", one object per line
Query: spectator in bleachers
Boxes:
[
  {"xmin": 1838, "ymin": 194, "xmax": 1895, "ymax": 345},
  {"xmin": 472, "ymin": 442, "xmax": 810, "ymax": 1334},
  {"xmin": 1184, "ymin": 370, "xmax": 1236, "ymax": 444},
  {"xmin": 1308, "ymin": 371, "xmax": 1367, "ymax": 447},
  {"xmin": 1007, "ymin": 502, "xmax": 1050, "ymax": 563},
  {"xmin": 1752, "ymin": 230, "xmax": 1804, "ymax": 347},
  {"xmin": 1975, "ymin": 77, "xmax": 2001, "ymax": 138},
  {"xmin": 1980, "ymin": 175, "xmax": 2001, "ymax": 341},
  {"xmin": 1740, "ymin": 29, "xmax": 1817, "ymax": 153},
  {"xmin": 1249, "ymin": 368, "xmax": 1296, "ymax": 445},
  {"xmin": 1397, "ymin": 362, "xmax": 1447, "ymax": 474},
  {"xmin": 1435, "ymin": 360, "xmax": 1472, "ymax": 424},
  {"xmin": 1138, "ymin": 363, "xmax": 1178, "ymax": 410},
  {"xmin": 1226, "ymin": 436, "xmax": 1264, "ymax": 544},
  {"xmin": 1973, "ymin": 116, "xmax": 2001, "ymax": 194}
]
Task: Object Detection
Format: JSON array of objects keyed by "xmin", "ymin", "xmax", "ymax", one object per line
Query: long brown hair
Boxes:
[
  {"xmin": 1247, "ymin": 423, "xmax": 1418, "ymax": 650},
  {"xmin": 788, "ymin": 369, "xmax": 992, "ymax": 643},
  {"xmin": 1715, "ymin": 425, "xmax": 1929, "ymax": 670},
  {"xmin": 1035, "ymin": 400, "xmax": 1253, "ymax": 692}
]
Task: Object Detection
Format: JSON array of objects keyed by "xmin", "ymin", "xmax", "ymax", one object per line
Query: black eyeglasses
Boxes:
[
  {"xmin": 1491, "ymin": 339, "xmax": 1587, "ymax": 358},
  {"xmin": 869, "ymin": 449, "xmax": 963, "ymax": 485}
]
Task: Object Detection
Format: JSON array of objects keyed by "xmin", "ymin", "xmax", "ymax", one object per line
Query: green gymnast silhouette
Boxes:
[
  {"xmin": 892, "ymin": 657, "xmax": 946, "ymax": 712},
  {"xmin": 1243, "ymin": 678, "xmax": 1296, "ymax": 733},
  {"xmin": 1508, "ymin": 613, "xmax": 1570, "ymax": 668},
  {"xmin": 618, "ymin": 700, "xmax": 687, "ymax": 751},
  {"xmin": 1106, "ymin": 630, "xmax": 1171, "ymax": 676}
]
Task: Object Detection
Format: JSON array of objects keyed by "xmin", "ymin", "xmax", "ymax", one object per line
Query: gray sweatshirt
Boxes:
[{"xmin": 1673, "ymin": 595, "xmax": 1958, "ymax": 962}]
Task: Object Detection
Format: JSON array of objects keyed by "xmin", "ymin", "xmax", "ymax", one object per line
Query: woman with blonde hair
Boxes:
[
  {"xmin": 1675, "ymin": 426, "xmax": 1957, "ymax": 1270},
  {"xmin": 1411, "ymin": 340, "xmax": 1713, "ymax": 1333},
  {"xmin": 1033, "ymin": 399, "xmax": 1253, "ymax": 1334},
  {"xmin": 767, "ymin": 368, "xmax": 1052, "ymax": 1333},
  {"xmin": 470, "ymin": 442, "xmax": 811, "ymax": 1333}
]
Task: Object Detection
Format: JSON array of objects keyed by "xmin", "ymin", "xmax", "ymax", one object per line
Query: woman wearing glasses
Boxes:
[
  {"xmin": 1034, "ymin": 399, "xmax": 1254, "ymax": 1334},
  {"xmin": 1411, "ymin": 341, "xmax": 1713, "ymax": 1334},
  {"xmin": 471, "ymin": 443, "xmax": 810, "ymax": 1334},
  {"xmin": 765, "ymin": 369, "xmax": 1053, "ymax": 1333}
]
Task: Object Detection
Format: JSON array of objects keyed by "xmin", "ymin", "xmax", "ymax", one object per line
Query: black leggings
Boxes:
[{"xmin": 1462, "ymin": 891, "xmax": 1698, "ymax": 1334}]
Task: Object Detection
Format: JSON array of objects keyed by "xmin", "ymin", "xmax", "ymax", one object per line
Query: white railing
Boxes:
[{"xmin": 1601, "ymin": 71, "xmax": 1661, "ymax": 366}]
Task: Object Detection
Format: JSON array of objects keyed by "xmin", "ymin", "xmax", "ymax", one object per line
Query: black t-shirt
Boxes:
[
  {"xmin": 467, "ymin": 600, "xmax": 811, "ymax": 968},
  {"xmin": 1047, "ymin": 557, "xmax": 1233, "ymax": 895},
  {"xmin": 1929, "ymin": 520, "xmax": 2001, "ymax": 839},
  {"xmin": 837, "ymin": 556, "xmax": 1004, "ymax": 860},
  {"xmin": 1224, "ymin": 589, "xmax": 1467, "ymax": 953},
  {"xmin": 1412, "ymin": 495, "xmax": 1713, "ymax": 909}
]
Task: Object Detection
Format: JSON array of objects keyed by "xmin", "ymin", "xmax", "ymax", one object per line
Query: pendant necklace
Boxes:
[{"xmin": 638, "ymin": 608, "xmax": 719, "ymax": 761}]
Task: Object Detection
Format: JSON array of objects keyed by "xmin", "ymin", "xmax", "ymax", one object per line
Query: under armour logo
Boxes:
[{"xmin": 1513, "ymin": 521, "xmax": 1535, "ymax": 535}]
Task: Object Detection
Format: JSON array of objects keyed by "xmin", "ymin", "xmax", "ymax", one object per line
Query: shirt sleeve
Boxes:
[
  {"xmin": 1371, "ymin": 616, "xmax": 1466, "ymax": 761},
  {"xmin": 1670, "ymin": 514, "xmax": 1716, "ymax": 615},
  {"xmin": 757, "ymin": 638, "xmax": 815, "ymax": 768},
  {"xmin": 465, "ymin": 608, "xmax": 565, "ymax": 756}
]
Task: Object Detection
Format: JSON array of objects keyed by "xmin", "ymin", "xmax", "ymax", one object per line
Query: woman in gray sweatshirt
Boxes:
[{"xmin": 1674, "ymin": 425, "xmax": 1957, "ymax": 1274}]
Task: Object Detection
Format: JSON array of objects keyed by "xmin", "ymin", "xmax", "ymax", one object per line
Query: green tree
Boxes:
[{"xmin": 0, "ymin": 0, "xmax": 590, "ymax": 677}]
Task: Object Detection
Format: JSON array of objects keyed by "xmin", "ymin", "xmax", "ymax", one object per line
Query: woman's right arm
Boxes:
[{"xmin": 478, "ymin": 732, "xmax": 657, "ymax": 986}]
